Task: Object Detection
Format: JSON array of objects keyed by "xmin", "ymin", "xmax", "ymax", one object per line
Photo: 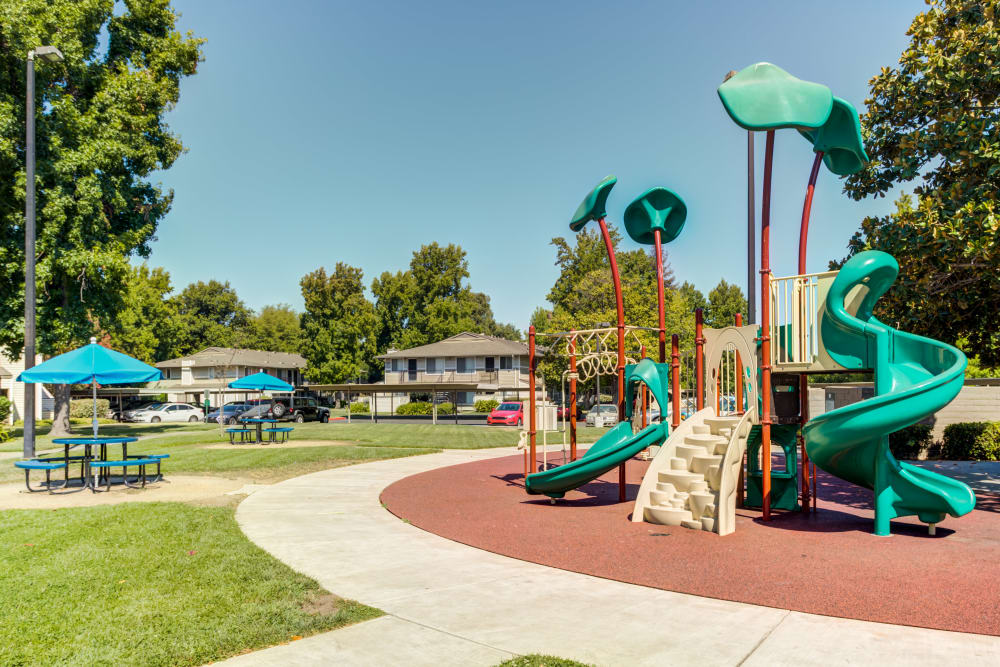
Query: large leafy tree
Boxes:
[
  {"xmin": 171, "ymin": 280, "xmax": 253, "ymax": 355},
  {"xmin": 370, "ymin": 242, "xmax": 518, "ymax": 354},
  {"xmin": 842, "ymin": 0, "xmax": 1000, "ymax": 365},
  {"xmin": 704, "ymin": 279, "xmax": 747, "ymax": 329},
  {"xmin": 0, "ymin": 1, "xmax": 203, "ymax": 433},
  {"xmin": 300, "ymin": 263, "xmax": 378, "ymax": 384},
  {"xmin": 107, "ymin": 264, "xmax": 179, "ymax": 363},
  {"xmin": 247, "ymin": 304, "xmax": 302, "ymax": 355}
]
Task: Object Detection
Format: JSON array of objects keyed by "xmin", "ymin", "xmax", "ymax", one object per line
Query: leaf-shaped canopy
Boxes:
[
  {"xmin": 718, "ymin": 62, "xmax": 833, "ymax": 131},
  {"xmin": 569, "ymin": 175, "xmax": 616, "ymax": 231},
  {"xmin": 798, "ymin": 97, "xmax": 869, "ymax": 176},
  {"xmin": 623, "ymin": 187, "xmax": 687, "ymax": 246}
]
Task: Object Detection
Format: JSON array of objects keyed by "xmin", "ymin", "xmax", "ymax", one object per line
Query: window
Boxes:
[
  {"xmin": 456, "ymin": 357, "xmax": 471, "ymax": 374},
  {"xmin": 499, "ymin": 356, "xmax": 512, "ymax": 370},
  {"xmin": 391, "ymin": 359, "xmax": 401, "ymax": 372},
  {"xmin": 426, "ymin": 358, "xmax": 438, "ymax": 373},
  {"xmin": 485, "ymin": 357, "xmax": 495, "ymax": 372},
  {"xmin": 193, "ymin": 368, "xmax": 211, "ymax": 379},
  {"xmin": 166, "ymin": 405, "xmax": 179, "ymax": 412}
]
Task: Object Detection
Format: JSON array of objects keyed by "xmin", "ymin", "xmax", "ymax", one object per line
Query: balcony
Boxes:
[{"xmin": 382, "ymin": 369, "xmax": 529, "ymax": 387}]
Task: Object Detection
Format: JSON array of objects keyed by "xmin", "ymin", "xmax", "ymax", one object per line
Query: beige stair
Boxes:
[
  {"xmin": 681, "ymin": 519, "xmax": 703, "ymax": 531},
  {"xmin": 645, "ymin": 505, "xmax": 693, "ymax": 526},
  {"xmin": 690, "ymin": 453, "xmax": 723, "ymax": 474}
]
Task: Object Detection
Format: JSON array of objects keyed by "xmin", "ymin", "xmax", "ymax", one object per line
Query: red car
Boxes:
[{"xmin": 487, "ymin": 401, "xmax": 523, "ymax": 426}]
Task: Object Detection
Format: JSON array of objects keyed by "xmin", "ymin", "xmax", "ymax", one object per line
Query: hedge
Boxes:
[
  {"xmin": 942, "ymin": 421, "xmax": 1000, "ymax": 461},
  {"xmin": 475, "ymin": 399, "xmax": 500, "ymax": 414},
  {"xmin": 0, "ymin": 396, "xmax": 10, "ymax": 422},
  {"xmin": 888, "ymin": 423, "xmax": 933, "ymax": 460},
  {"xmin": 348, "ymin": 401, "xmax": 369, "ymax": 414},
  {"xmin": 396, "ymin": 401, "xmax": 456, "ymax": 416},
  {"xmin": 70, "ymin": 399, "xmax": 111, "ymax": 419}
]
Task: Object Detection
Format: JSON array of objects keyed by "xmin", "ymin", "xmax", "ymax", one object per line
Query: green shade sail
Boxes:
[
  {"xmin": 569, "ymin": 175, "xmax": 616, "ymax": 231},
  {"xmin": 623, "ymin": 187, "xmax": 687, "ymax": 246},
  {"xmin": 717, "ymin": 62, "xmax": 833, "ymax": 131},
  {"xmin": 798, "ymin": 97, "xmax": 869, "ymax": 176}
]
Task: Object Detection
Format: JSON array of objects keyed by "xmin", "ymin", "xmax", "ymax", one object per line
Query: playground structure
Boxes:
[{"xmin": 524, "ymin": 63, "xmax": 977, "ymax": 537}]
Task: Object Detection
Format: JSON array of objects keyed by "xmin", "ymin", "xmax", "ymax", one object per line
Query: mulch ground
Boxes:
[{"xmin": 381, "ymin": 451, "xmax": 1000, "ymax": 636}]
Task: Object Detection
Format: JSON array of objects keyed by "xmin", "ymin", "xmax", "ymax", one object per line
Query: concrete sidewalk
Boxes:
[{"xmin": 222, "ymin": 448, "xmax": 1000, "ymax": 666}]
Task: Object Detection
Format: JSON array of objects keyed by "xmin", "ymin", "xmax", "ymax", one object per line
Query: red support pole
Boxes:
[
  {"xmin": 798, "ymin": 151, "xmax": 823, "ymax": 512},
  {"xmin": 529, "ymin": 326, "xmax": 537, "ymax": 475},
  {"xmin": 654, "ymin": 229, "xmax": 667, "ymax": 363},
  {"xmin": 569, "ymin": 331, "xmax": 578, "ymax": 462},
  {"xmin": 695, "ymin": 308, "xmax": 705, "ymax": 411},
  {"xmin": 597, "ymin": 216, "xmax": 627, "ymax": 502},
  {"xmin": 671, "ymin": 334, "xmax": 680, "ymax": 429},
  {"xmin": 760, "ymin": 130, "xmax": 776, "ymax": 521}
]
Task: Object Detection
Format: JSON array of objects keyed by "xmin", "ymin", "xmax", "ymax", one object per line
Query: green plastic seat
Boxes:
[
  {"xmin": 569, "ymin": 175, "xmax": 616, "ymax": 231},
  {"xmin": 718, "ymin": 62, "xmax": 833, "ymax": 131},
  {"xmin": 798, "ymin": 97, "xmax": 869, "ymax": 176},
  {"xmin": 623, "ymin": 187, "xmax": 687, "ymax": 245}
]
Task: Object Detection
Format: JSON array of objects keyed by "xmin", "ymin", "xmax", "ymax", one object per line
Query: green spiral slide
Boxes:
[
  {"xmin": 526, "ymin": 359, "xmax": 669, "ymax": 499},
  {"xmin": 803, "ymin": 250, "xmax": 976, "ymax": 535}
]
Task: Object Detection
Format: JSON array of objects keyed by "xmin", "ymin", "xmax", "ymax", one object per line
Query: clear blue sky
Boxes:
[{"xmin": 153, "ymin": 0, "xmax": 922, "ymax": 329}]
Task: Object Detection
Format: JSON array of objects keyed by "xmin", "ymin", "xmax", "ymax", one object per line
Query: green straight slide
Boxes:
[
  {"xmin": 803, "ymin": 251, "xmax": 976, "ymax": 536},
  {"xmin": 526, "ymin": 358, "xmax": 670, "ymax": 499},
  {"xmin": 525, "ymin": 421, "xmax": 666, "ymax": 499}
]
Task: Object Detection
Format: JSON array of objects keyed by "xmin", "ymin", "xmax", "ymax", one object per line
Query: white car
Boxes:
[{"xmin": 134, "ymin": 402, "xmax": 205, "ymax": 423}]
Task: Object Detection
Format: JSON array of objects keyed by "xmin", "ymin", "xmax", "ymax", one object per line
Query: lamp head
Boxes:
[{"xmin": 34, "ymin": 46, "xmax": 64, "ymax": 62}]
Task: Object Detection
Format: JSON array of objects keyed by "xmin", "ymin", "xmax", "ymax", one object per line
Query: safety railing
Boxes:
[{"xmin": 769, "ymin": 270, "xmax": 837, "ymax": 367}]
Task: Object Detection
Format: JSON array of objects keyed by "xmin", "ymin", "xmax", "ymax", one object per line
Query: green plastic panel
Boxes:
[
  {"xmin": 745, "ymin": 424, "xmax": 800, "ymax": 511},
  {"xmin": 803, "ymin": 250, "xmax": 975, "ymax": 535},
  {"xmin": 623, "ymin": 187, "xmax": 687, "ymax": 246},
  {"xmin": 798, "ymin": 97, "xmax": 869, "ymax": 176},
  {"xmin": 718, "ymin": 62, "xmax": 833, "ymax": 131},
  {"xmin": 570, "ymin": 175, "xmax": 617, "ymax": 231}
]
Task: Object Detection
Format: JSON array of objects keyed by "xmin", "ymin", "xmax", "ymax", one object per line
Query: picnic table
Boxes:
[
  {"xmin": 240, "ymin": 418, "xmax": 279, "ymax": 444},
  {"xmin": 51, "ymin": 436, "xmax": 138, "ymax": 491}
]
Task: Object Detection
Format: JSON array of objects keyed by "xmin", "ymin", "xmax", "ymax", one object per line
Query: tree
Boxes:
[
  {"xmin": 107, "ymin": 264, "xmax": 180, "ymax": 363},
  {"xmin": 704, "ymin": 279, "xmax": 748, "ymax": 329},
  {"xmin": 300, "ymin": 263, "xmax": 378, "ymax": 384},
  {"xmin": 248, "ymin": 304, "xmax": 302, "ymax": 354},
  {"xmin": 841, "ymin": 0, "xmax": 1000, "ymax": 365},
  {"xmin": 0, "ymin": 2, "xmax": 203, "ymax": 434},
  {"xmin": 171, "ymin": 280, "xmax": 253, "ymax": 355},
  {"xmin": 677, "ymin": 281, "xmax": 707, "ymax": 314},
  {"xmin": 370, "ymin": 242, "xmax": 518, "ymax": 356}
]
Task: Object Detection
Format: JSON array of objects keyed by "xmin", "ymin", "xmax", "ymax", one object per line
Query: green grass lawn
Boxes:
[{"xmin": 0, "ymin": 502, "xmax": 382, "ymax": 666}]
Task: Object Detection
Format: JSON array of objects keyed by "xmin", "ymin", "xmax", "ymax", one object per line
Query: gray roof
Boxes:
[
  {"xmin": 378, "ymin": 332, "xmax": 527, "ymax": 360},
  {"xmin": 156, "ymin": 347, "xmax": 306, "ymax": 369}
]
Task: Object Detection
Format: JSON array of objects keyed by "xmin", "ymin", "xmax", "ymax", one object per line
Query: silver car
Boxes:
[{"xmin": 585, "ymin": 404, "xmax": 619, "ymax": 426}]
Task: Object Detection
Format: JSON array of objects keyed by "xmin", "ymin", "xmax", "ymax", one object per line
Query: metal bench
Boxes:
[
  {"xmin": 14, "ymin": 459, "xmax": 79, "ymax": 494},
  {"xmin": 126, "ymin": 453, "xmax": 170, "ymax": 482},
  {"xmin": 89, "ymin": 458, "xmax": 161, "ymax": 491},
  {"xmin": 261, "ymin": 427, "xmax": 294, "ymax": 444}
]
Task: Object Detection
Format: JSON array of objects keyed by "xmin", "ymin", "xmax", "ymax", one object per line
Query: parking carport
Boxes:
[{"xmin": 306, "ymin": 382, "xmax": 481, "ymax": 424}]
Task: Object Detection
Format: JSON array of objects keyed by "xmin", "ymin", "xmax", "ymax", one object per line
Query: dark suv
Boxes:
[{"xmin": 241, "ymin": 396, "xmax": 329, "ymax": 423}]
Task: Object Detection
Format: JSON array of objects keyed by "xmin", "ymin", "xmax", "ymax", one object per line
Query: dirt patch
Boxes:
[
  {"xmin": 202, "ymin": 440, "xmax": 357, "ymax": 450},
  {"xmin": 0, "ymin": 474, "xmax": 262, "ymax": 510},
  {"xmin": 301, "ymin": 592, "xmax": 341, "ymax": 616}
]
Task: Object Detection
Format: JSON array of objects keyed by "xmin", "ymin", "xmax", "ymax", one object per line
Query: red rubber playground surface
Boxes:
[{"xmin": 381, "ymin": 451, "xmax": 1000, "ymax": 636}]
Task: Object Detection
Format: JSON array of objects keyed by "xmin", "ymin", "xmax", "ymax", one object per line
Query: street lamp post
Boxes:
[{"xmin": 23, "ymin": 45, "xmax": 63, "ymax": 459}]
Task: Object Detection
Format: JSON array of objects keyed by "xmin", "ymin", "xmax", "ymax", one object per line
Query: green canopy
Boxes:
[
  {"xmin": 569, "ymin": 175, "xmax": 616, "ymax": 231},
  {"xmin": 798, "ymin": 97, "xmax": 869, "ymax": 176},
  {"xmin": 717, "ymin": 62, "xmax": 832, "ymax": 131},
  {"xmin": 623, "ymin": 187, "xmax": 687, "ymax": 245}
]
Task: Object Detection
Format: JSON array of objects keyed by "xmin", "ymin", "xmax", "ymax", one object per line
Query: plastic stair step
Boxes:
[
  {"xmin": 703, "ymin": 503, "xmax": 716, "ymax": 518},
  {"xmin": 706, "ymin": 465, "xmax": 722, "ymax": 491},
  {"xmin": 684, "ymin": 433, "xmax": 726, "ymax": 448},
  {"xmin": 658, "ymin": 470, "xmax": 704, "ymax": 492},
  {"xmin": 650, "ymin": 489, "xmax": 674, "ymax": 506},
  {"xmin": 670, "ymin": 457, "xmax": 688, "ymax": 471},
  {"xmin": 687, "ymin": 480, "xmax": 709, "ymax": 493},
  {"xmin": 676, "ymin": 444, "xmax": 709, "ymax": 467},
  {"xmin": 681, "ymin": 519, "xmax": 703, "ymax": 531},
  {"xmin": 691, "ymin": 453, "xmax": 723, "ymax": 475},
  {"xmin": 668, "ymin": 498, "xmax": 685, "ymax": 509},
  {"xmin": 688, "ymin": 491, "xmax": 716, "ymax": 520},
  {"xmin": 704, "ymin": 417, "xmax": 741, "ymax": 434},
  {"xmin": 655, "ymin": 482, "xmax": 677, "ymax": 495},
  {"xmin": 701, "ymin": 516, "xmax": 716, "ymax": 532},
  {"xmin": 645, "ymin": 505, "xmax": 694, "ymax": 526},
  {"xmin": 691, "ymin": 424, "xmax": 711, "ymax": 435}
]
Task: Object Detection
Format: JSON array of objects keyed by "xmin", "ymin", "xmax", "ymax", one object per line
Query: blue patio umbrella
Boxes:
[
  {"xmin": 17, "ymin": 337, "xmax": 162, "ymax": 436},
  {"xmin": 228, "ymin": 372, "xmax": 294, "ymax": 392}
]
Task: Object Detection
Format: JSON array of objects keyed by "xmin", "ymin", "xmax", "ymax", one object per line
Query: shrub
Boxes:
[
  {"xmin": 70, "ymin": 399, "xmax": 110, "ymax": 419},
  {"xmin": 971, "ymin": 422, "xmax": 1000, "ymax": 461},
  {"xmin": 0, "ymin": 396, "xmax": 11, "ymax": 422},
  {"xmin": 888, "ymin": 423, "xmax": 933, "ymax": 460},
  {"xmin": 349, "ymin": 401, "xmax": 369, "ymax": 414},
  {"xmin": 475, "ymin": 399, "xmax": 500, "ymax": 414},
  {"xmin": 0, "ymin": 428, "xmax": 9, "ymax": 443},
  {"xmin": 396, "ymin": 401, "xmax": 433, "ymax": 416},
  {"xmin": 942, "ymin": 422, "xmax": 990, "ymax": 460},
  {"xmin": 437, "ymin": 402, "xmax": 455, "ymax": 415}
]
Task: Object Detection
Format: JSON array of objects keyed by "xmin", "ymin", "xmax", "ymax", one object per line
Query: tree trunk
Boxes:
[{"xmin": 49, "ymin": 384, "xmax": 73, "ymax": 437}]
